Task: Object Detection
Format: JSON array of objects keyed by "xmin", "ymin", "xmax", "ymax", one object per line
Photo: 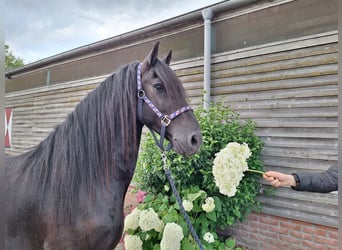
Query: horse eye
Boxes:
[{"xmin": 153, "ymin": 83, "xmax": 165, "ymax": 93}]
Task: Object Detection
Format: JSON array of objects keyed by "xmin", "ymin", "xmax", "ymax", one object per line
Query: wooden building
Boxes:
[{"xmin": 5, "ymin": 0, "xmax": 338, "ymax": 249}]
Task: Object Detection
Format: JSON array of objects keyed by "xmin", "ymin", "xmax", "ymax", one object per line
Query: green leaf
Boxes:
[
  {"xmin": 206, "ymin": 211, "xmax": 217, "ymax": 222},
  {"xmin": 181, "ymin": 238, "xmax": 197, "ymax": 250},
  {"xmin": 225, "ymin": 238, "xmax": 236, "ymax": 248},
  {"xmin": 5, "ymin": 44, "xmax": 25, "ymax": 71},
  {"xmin": 187, "ymin": 190, "xmax": 206, "ymax": 202},
  {"xmin": 152, "ymin": 244, "xmax": 161, "ymax": 250}
]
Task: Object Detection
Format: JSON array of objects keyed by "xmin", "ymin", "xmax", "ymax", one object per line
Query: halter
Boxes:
[{"xmin": 136, "ymin": 62, "xmax": 192, "ymax": 151}]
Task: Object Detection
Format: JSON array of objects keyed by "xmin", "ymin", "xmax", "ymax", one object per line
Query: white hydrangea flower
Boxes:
[
  {"xmin": 139, "ymin": 208, "xmax": 163, "ymax": 232},
  {"xmin": 202, "ymin": 197, "xmax": 215, "ymax": 213},
  {"xmin": 124, "ymin": 208, "xmax": 141, "ymax": 231},
  {"xmin": 203, "ymin": 232, "xmax": 215, "ymax": 243},
  {"xmin": 154, "ymin": 219, "xmax": 164, "ymax": 233},
  {"xmin": 164, "ymin": 185, "xmax": 170, "ymax": 192},
  {"xmin": 182, "ymin": 199, "xmax": 193, "ymax": 212},
  {"xmin": 160, "ymin": 222, "xmax": 184, "ymax": 250},
  {"xmin": 124, "ymin": 235, "xmax": 143, "ymax": 250},
  {"xmin": 212, "ymin": 142, "xmax": 251, "ymax": 197}
]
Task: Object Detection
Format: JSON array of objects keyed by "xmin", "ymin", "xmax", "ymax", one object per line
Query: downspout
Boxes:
[{"xmin": 201, "ymin": 8, "xmax": 213, "ymax": 111}]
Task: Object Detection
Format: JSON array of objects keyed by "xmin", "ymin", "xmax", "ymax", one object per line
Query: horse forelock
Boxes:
[{"xmin": 11, "ymin": 62, "xmax": 141, "ymax": 229}]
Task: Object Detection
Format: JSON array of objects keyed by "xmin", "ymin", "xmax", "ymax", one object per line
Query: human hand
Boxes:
[{"xmin": 263, "ymin": 171, "xmax": 296, "ymax": 188}]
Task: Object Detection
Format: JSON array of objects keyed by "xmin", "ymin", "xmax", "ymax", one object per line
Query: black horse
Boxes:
[{"xmin": 5, "ymin": 42, "xmax": 202, "ymax": 250}]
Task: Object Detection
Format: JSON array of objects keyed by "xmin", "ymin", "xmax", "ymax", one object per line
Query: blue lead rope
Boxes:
[{"xmin": 162, "ymin": 153, "xmax": 205, "ymax": 250}]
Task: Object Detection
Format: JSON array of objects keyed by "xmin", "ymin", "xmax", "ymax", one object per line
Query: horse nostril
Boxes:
[{"xmin": 190, "ymin": 134, "xmax": 199, "ymax": 146}]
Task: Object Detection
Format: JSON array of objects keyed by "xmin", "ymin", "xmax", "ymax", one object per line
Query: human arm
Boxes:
[
  {"xmin": 293, "ymin": 164, "xmax": 338, "ymax": 193},
  {"xmin": 263, "ymin": 164, "xmax": 338, "ymax": 193}
]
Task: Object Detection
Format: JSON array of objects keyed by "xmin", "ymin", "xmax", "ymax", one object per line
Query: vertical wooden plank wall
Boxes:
[
  {"xmin": 5, "ymin": 77, "xmax": 103, "ymax": 155},
  {"xmin": 212, "ymin": 32, "xmax": 338, "ymax": 228},
  {"xmin": 174, "ymin": 31, "xmax": 338, "ymax": 227}
]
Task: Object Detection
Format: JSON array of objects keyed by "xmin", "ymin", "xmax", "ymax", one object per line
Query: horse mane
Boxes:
[{"xmin": 11, "ymin": 61, "xmax": 141, "ymax": 226}]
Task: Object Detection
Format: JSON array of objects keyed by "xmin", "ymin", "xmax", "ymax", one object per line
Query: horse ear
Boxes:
[
  {"xmin": 163, "ymin": 50, "xmax": 172, "ymax": 65},
  {"xmin": 143, "ymin": 42, "xmax": 159, "ymax": 67}
]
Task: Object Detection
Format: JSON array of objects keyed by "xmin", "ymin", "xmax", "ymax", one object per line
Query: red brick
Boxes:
[
  {"xmin": 269, "ymin": 214, "xmax": 289, "ymax": 222},
  {"xmin": 326, "ymin": 246, "xmax": 339, "ymax": 250},
  {"xmin": 329, "ymin": 230, "xmax": 338, "ymax": 240},
  {"xmin": 239, "ymin": 235, "xmax": 261, "ymax": 249},
  {"xmin": 249, "ymin": 232, "xmax": 268, "ymax": 242},
  {"xmin": 259, "ymin": 215, "xmax": 279, "ymax": 226},
  {"xmin": 280, "ymin": 221, "xmax": 302, "ymax": 231},
  {"xmin": 289, "ymin": 229, "xmax": 304, "ymax": 239},
  {"xmin": 258, "ymin": 229, "xmax": 279, "ymax": 239},
  {"xmin": 269, "ymin": 225, "xmax": 288, "ymax": 235},
  {"xmin": 291, "ymin": 231, "xmax": 314, "ymax": 242},
  {"xmin": 303, "ymin": 224, "xmax": 337, "ymax": 236},
  {"xmin": 313, "ymin": 235, "xmax": 338, "ymax": 246},
  {"xmin": 292, "ymin": 220, "xmax": 312, "ymax": 227},
  {"xmin": 303, "ymin": 247, "xmax": 315, "ymax": 250},
  {"xmin": 248, "ymin": 221, "xmax": 268, "ymax": 230},
  {"xmin": 259, "ymin": 241, "xmax": 288, "ymax": 250},
  {"xmin": 245, "ymin": 221, "xmax": 258, "ymax": 228},
  {"xmin": 302, "ymin": 233, "xmax": 313, "ymax": 241},
  {"xmin": 319, "ymin": 225, "xmax": 338, "ymax": 231},
  {"xmin": 259, "ymin": 223, "xmax": 269, "ymax": 231},
  {"xmin": 247, "ymin": 213, "xmax": 259, "ymax": 221},
  {"xmin": 302, "ymin": 239, "xmax": 327, "ymax": 249},
  {"xmin": 259, "ymin": 244, "xmax": 279, "ymax": 250},
  {"xmin": 279, "ymin": 234, "xmax": 301, "ymax": 244},
  {"xmin": 302, "ymin": 225, "xmax": 316, "ymax": 234},
  {"xmin": 260, "ymin": 230, "xmax": 279, "ymax": 239},
  {"xmin": 287, "ymin": 246, "xmax": 310, "ymax": 250},
  {"xmin": 241, "ymin": 224, "xmax": 258, "ymax": 233},
  {"xmin": 268, "ymin": 238, "xmax": 290, "ymax": 248},
  {"xmin": 315, "ymin": 228, "xmax": 327, "ymax": 237}
]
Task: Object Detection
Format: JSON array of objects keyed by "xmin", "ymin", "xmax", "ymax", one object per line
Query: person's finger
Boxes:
[
  {"xmin": 264, "ymin": 171, "xmax": 280, "ymax": 179},
  {"xmin": 263, "ymin": 174, "xmax": 275, "ymax": 182},
  {"xmin": 271, "ymin": 178, "xmax": 282, "ymax": 187}
]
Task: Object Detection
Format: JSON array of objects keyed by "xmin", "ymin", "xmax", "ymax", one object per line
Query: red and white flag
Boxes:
[{"xmin": 5, "ymin": 108, "xmax": 13, "ymax": 148}]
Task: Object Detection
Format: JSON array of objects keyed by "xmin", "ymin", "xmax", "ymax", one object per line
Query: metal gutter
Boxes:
[{"xmin": 5, "ymin": 0, "xmax": 258, "ymax": 79}]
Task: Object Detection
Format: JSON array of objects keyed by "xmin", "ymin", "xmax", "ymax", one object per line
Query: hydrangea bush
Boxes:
[{"xmin": 127, "ymin": 103, "xmax": 264, "ymax": 249}]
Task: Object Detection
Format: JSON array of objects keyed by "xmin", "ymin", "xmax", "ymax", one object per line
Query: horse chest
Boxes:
[{"xmin": 44, "ymin": 195, "xmax": 125, "ymax": 250}]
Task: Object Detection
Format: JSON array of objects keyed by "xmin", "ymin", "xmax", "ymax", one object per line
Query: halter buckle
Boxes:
[
  {"xmin": 137, "ymin": 90, "xmax": 145, "ymax": 99},
  {"xmin": 161, "ymin": 115, "xmax": 171, "ymax": 127}
]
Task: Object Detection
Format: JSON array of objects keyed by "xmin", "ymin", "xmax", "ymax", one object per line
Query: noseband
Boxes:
[{"xmin": 136, "ymin": 62, "xmax": 192, "ymax": 151}]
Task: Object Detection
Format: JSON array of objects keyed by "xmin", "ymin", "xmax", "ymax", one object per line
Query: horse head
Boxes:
[{"xmin": 138, "ymin": 42, "xmax": 202, "ymax": 156}]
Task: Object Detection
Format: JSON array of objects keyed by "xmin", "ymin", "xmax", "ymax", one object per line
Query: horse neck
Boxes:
[{"xmin": 31, "ymin": 65, "xmax": 141, "ymax": 193}]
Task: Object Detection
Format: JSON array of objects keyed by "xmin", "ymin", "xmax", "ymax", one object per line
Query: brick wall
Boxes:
[{"xmin": 222, "ymin": 212, "xmax": 338, "ymax": 250}]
